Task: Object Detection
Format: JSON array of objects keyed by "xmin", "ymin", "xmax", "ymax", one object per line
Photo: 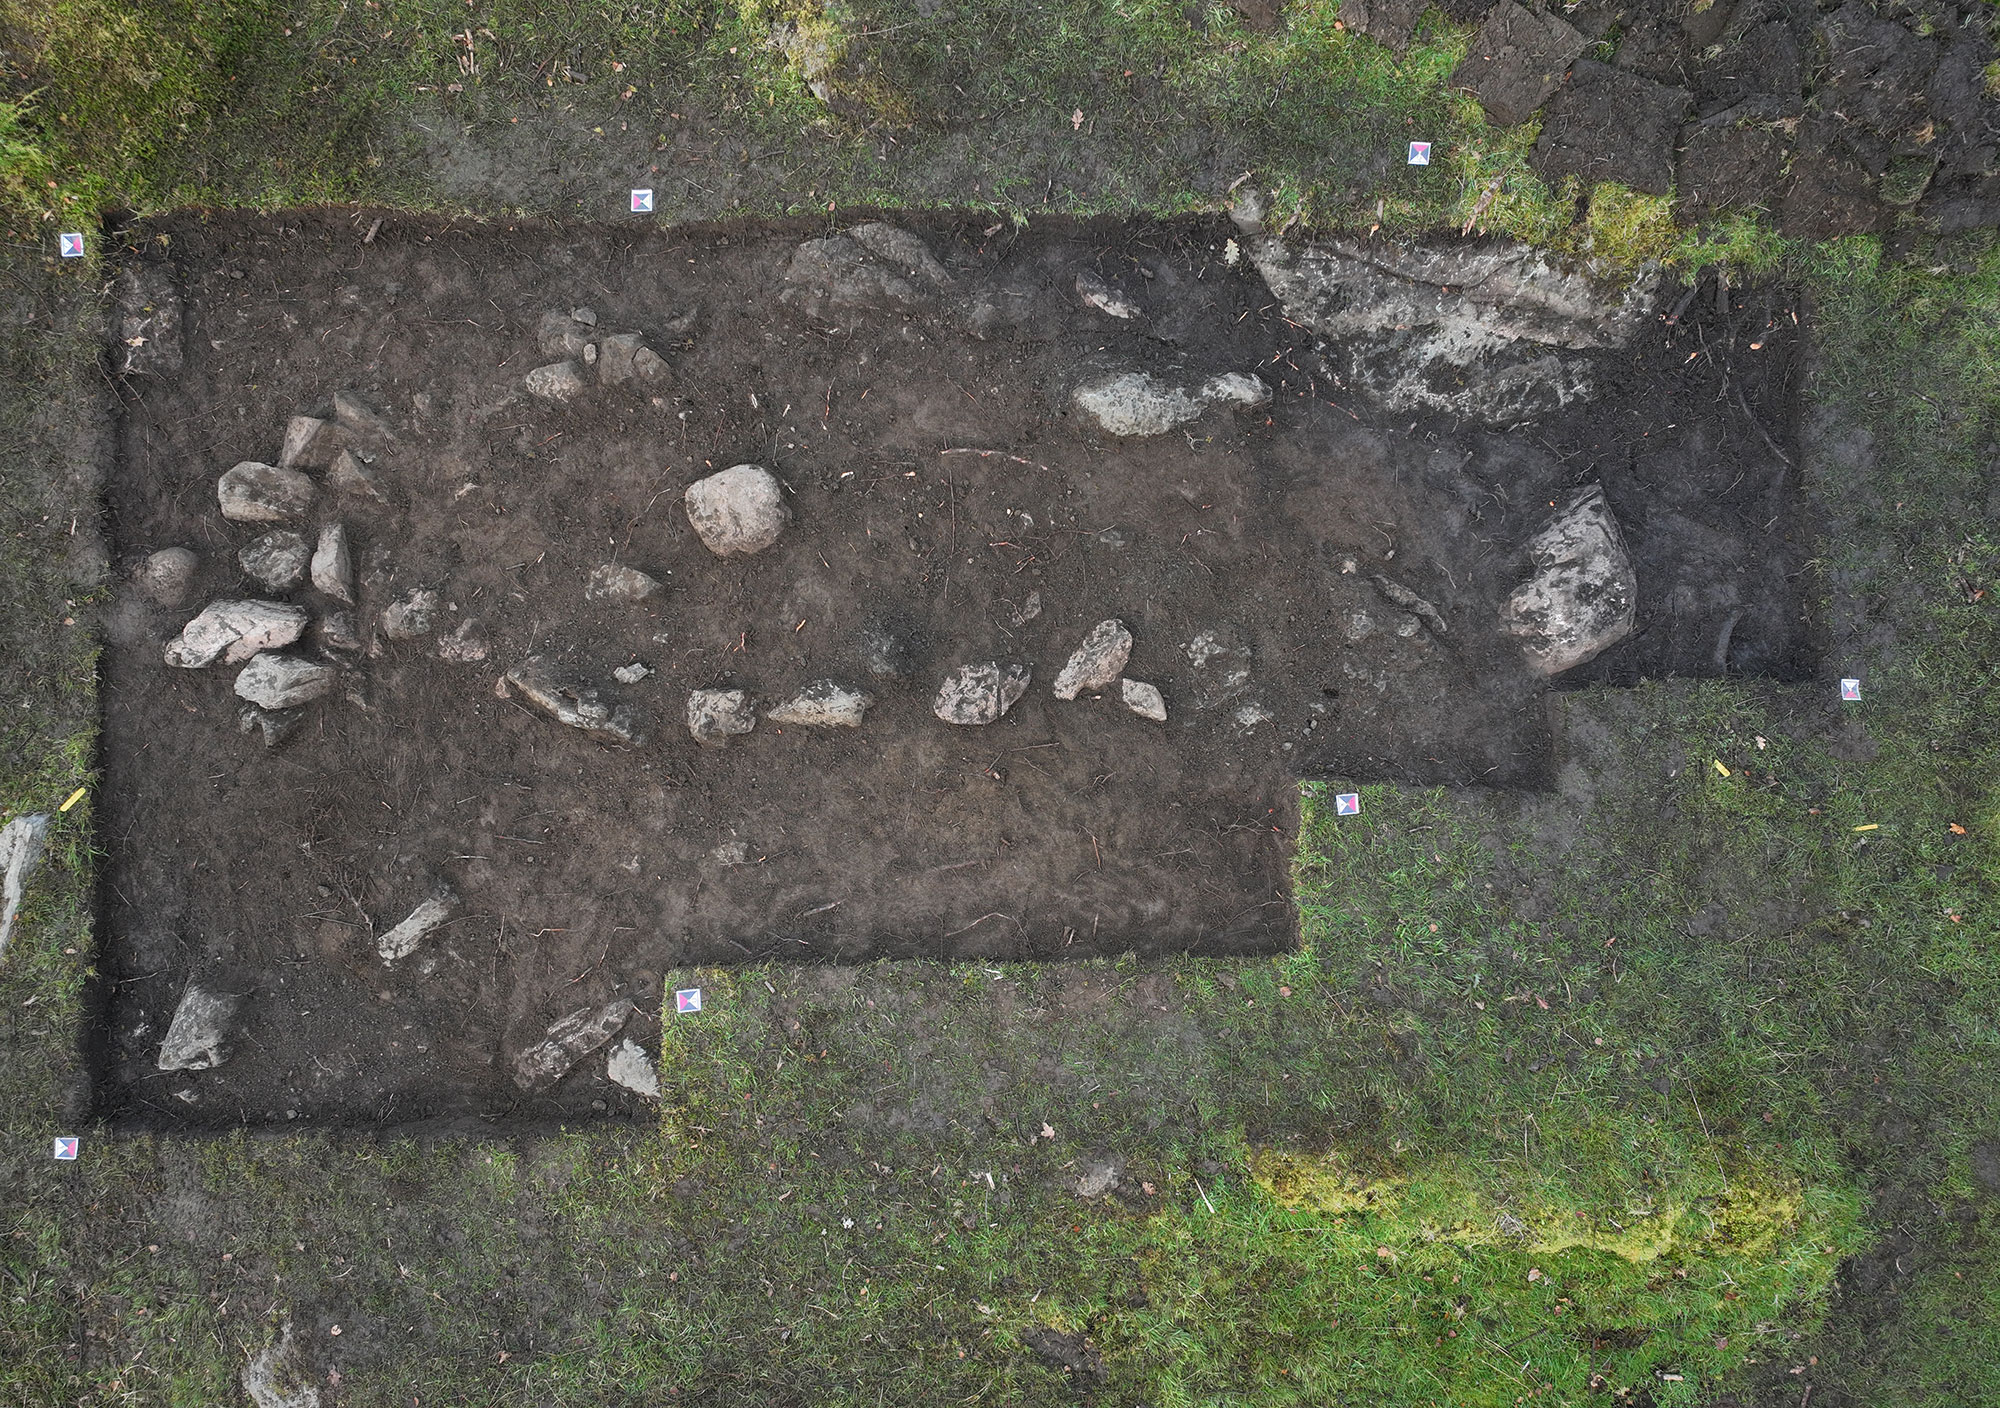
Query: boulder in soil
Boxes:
[
  {"xmin": 1052, "ymin": 619, "xmax": 1134, "ymax": 700},
  {"xmin": 0, "ymin": 812, "xmax": 51, "ymax": 961},
  {"xmin": 1074, "ymin": 269, "xmax": 1142, "ymax": 319},
  {"xmin": 765, "ymin": 679, "xmax": 873, "ymax": 728},
  {"xmin": 332, "ymin": 391, "xmax": 396, "ymax": 444},
  {"xmin": 585, "ymin": 563, "xmax": 663, "ymax": 602},
  {"xmin": 380, "ymin": 587, "xmax": 441, "ymax": 641},
  {"xmin": 933, "ymin": 662, "xmax": 1032, "ymax": 725},
  {"xmin": 512, "ymin": 998, "xmax": 638, "ymax": 1093},
  {"xmin": 164, "ymin": 599, "xmax": 310, "ymax": 668},
  {"xmin": 606, "ymin": 1037, "xmax": 661, "ymax": 1097},
  {"xmin": 278, "ymin": 415, "xmax": 331, "ymax": 472},
  {"xmin": 239, "ymin": 530, "xmax": 310, "ymax": 591},
  {"xmin": 234, "ymin": 653, "xmax": 341, "ymax": 709},
  {"xmin": 327, "ymin": 449, "xmax": 386, "ymax": 503},
  {"xmin": 525, "ymin": 360, "xmax": 588, "ymax": 403},
  {"xmin": 218, "ymin": 462, "xmax": 316, "ymax": 524},
  {"xmin": 537, "ymin": 310, "xmax": 593, "ymax": 358},
  {"xmin": 136, "ymin": 547, "xmax": 199, "ymax": 607},
  {"xmin": 780, "ymin": 223, "xmax": 951, "ymax": 326},
  {"xmin": 377, "ymin": 890, "xmax": 460, "ymax": 963},
  {"xmin": 157, "ymin": 986, "xmax": 238, "ymax": 1071},
  {"xmin": 310, "ymin": 524, "xmax": 353, "ymax": 602},
  {"xmin": 113, "ymin": 262, "xmax": 183, "ymax": 377},
  {"xmin": 597, "ymin": 332, "xmax": 652, "ymax": 384},
  {"xmin": 685, "ymin": 464, "xmax": 789, "ymax": 556},
  {"xmin": 688, "ymin": 688, "xmax": 757, "ymax": 744},
  {"xmin": 505, "ymin": 657, "xmax": 644, "ymax": 745},
  {"xmin": 1121, "ymin": 679, "xmax": 1168, "ymax": 722},
  {"xmin": 1071, "ymin": 372, "xmax": 1204, "ymax": 437},
  {"xmin": 1451, "ymin": 2, "xmax": 1590, "ymax": 127},
  {"xmin": 1501, "ymin": 485, "xmax": 1638, "ymax": 675}
]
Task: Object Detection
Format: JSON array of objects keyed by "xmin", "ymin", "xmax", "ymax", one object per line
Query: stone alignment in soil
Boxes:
[{"xmin": 93, "ymin": 213, "xmax": 1807, "ymax": 1126}]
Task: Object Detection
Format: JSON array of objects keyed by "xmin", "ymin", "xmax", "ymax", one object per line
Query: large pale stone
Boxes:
[
  {"xmin": 157, "ymin": 986, "xmax": 238, "ymax": 1071},
  {"xmin": 933, "ymin": 662, "xmax": 1031, "ymax": 725},
  {"xmin": 685, "ymin": 464, "xmax": 789, "ymax": 556},
  {"xmin": 1052, "ymin": 620, "xmax": 1133, "ymax": 700},
  {"xmin": 218, "ymin": 462, "xmax": 316, "ymax": 523},
  {"xmin": 687, "ymin": 689, "xmax": 757, "ymax": 744},
  {"xmin": 238, "ymin": 531, "xmax": 310, "ymax": 591},
  {"xmin": 765, "ymin": 680, "xmax": 873, "ymax": 728},
  {"xmin": 310, "ymin": 524, "xmax": 353, "ymax": 602},
  {"xmin": 1502, "ymin": 486, "xmax": 1638, "ymax": 675},
  {"xmin": 505, "ymin": 657, "xmax": 643, "ymax": 745},
  {"xmin": 233, "ymin": 653, "xmax": 340, "ymax": 709},
  {"xmin": 512, "ymin": 998, "xmax": 638, "ymax": 1093},
  {"xmin": 377, "ymin": 891, "xmax": 460, "ymax": 963},
  {"xmin": 164, "ymin": 600, "xmax": 310, "ymax": 669},
  {"xmin": 0, "ymin": 813, "xmax": 51, "ymax": 961}
]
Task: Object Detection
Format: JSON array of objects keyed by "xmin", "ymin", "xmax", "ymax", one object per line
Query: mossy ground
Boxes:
[{"xmin": 2, "ymin": 2, "xmax": 1998, "ymax": 1405}]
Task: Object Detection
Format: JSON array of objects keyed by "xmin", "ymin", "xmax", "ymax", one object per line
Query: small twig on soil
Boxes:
[
  {"xmin": 939, "ymin": 447, "xmax": 1052, "ymax": 472},
  {"xmin": 1732, "ymin": 382, "xmax": 1793, "ymax": 467},
  {"xmin": 942, "ymin": 912, "xmax": 1017, "ymax": 939}
]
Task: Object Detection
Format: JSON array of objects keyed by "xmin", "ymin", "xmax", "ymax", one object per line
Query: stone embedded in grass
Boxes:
[
  {"xmin": 505, "ymin": 657, "xmax": 644, "ymax": 746},
  {"xmin": 241, "ymin": 1320, "xmax": 317, "ymax": 1408},
  {"xmin": 218, "ymin": 462, "xmax": 316, "ymax": 524},
  {"xmin": 1053, "ymin": 619, "xmax": 1134, "ymax": 700},
  {"xmin": 277, "ymin": 415, "xmax": 330, "ymax": 472},
  {"xmin": 688, "ymin": 688, "xmax": 757, "ymax": 744},
  {"xmin": 585, "ymin": 562, "xmax": 663, "ymax": 602},
  {"xmin": 933, "ymin": 662, "xmax": 1031, "ymax": 725},
  {"xmin": 137, "ymin": 547, "xmax": 199, "ymax": 607},
  {"xmin": 525, "ymin": 360, "xmax": 588, "ymax": 403},
  {"xmin": 239, "ymin": 530, "xmax": 310, "ymax": 591},
  {"xmin": 376, "ymin": 889, "xmax": 460, "ymax": 963},
  {"xmin": 1502, "ymin": 485, "xmax": 1638, "ymax": 676},
  {"xmin": 685, "ymin": 463, "xmax": 789, "ymax": 556},
  {"xmin": 512, "ymin": 997, "xmax": 638, "ymax": 1093},
  {"xmin": 164, "ymin": 599, "xmax": 311, "ymax": 669},
  {"xmin": 310, "ymin": 524, "xmax": 353, "ymax": 603},
  {"xmin": 766, "ymin": 679, "xmax": 873, "ymax": 728},
  {"xmin": 1121, "ymin": 678, "xmax": 1168, "ymax": 722},
  {"xmin": 1076, "ymin": 1159, "xmax": 1123, "ymax": 1198},
  {"xmin": 0, "ymin": 812, "xmax": 51, "ymax": 961},
  {"xmin": 157, "ymin": 986, "xmax": 238, "ymax": 1071},
  {"xmin": 380, "ymin": 587, "xmax": 441, "ymax": 641},
  {"xmin": 606, "ymin": 1037, "xmax": 661, "ymax": 1097},
  {"xmin": 234, "ymin": 653, "xmax": 340, "ymax": 709},
  {"xmin": 237, "ymin": 703, "xmax": 303, "ymax": 750}
]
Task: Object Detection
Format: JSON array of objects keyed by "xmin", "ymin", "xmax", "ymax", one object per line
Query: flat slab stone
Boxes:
[
  {"xmin": 934, "ymin": 662, "xmax": 1031, "ymax": 725},
  {"xmin": 505, "ymin": 657, "xmax": 643, "ymax": 745},
  {"xmin": 164, "ymin": 599, "xmax": 310, "ymax": 669},
  {"xmin": 158, "ymin": 986, "xmax": 237, "ymax": 1071},
  {"xmin": 218, "ymin": 462, "xmax": 316, "ymax": 524},
  {"xmin": 512, "ymin": 998, "xmax": 638, "ymax": 1093},
  {"xmin": 0, "ymin": 813, "xmax": 51, "ymax": 960},
  {"xmin": 234, "ymin": 653, "xmax": 340, "ymax": 709},
  {"xmin": 1501, "ymin": 486, "xmax": 1638, "ymax": 676}
]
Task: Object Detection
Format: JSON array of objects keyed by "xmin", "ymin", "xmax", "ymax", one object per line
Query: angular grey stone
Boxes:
[
  {"xmin": 310, "ymin": 524, "xmax": 353, "ymax": 602},
  {"xmin": 218, "ymin": 462, "xmax": 316, "ymax": 524},
  {"xmin": 327, "ymin": 449, "xmax": 386, "ymax": 504},
  {"xmin": 113, "ymin": 262, "xmax": 183, "ymax": 376},
  {"xmin": 137, "ymin": 547, "xmax": 199, "ymax": 607},
  {"xmin": 766, "ymin": 679, "xmax": 873, "ymax": 728},
  {"xmin": 317, "ymin": 609, "xmax": 362, "ymax": 654},
  {"xmin": 1502, "ymin": 486, "xmax": 1638, "ymax": 675},
  {"xmin": 237, "ymin": 704, "xmax": 304, "ymax": 750},
  {"xmin": 933, "ymin": 662, "xmax": 1031, "ymax": 725},
  {"xmin": 377, "ymin": 890, "xmax": 460, "ymax": 963},
  {"xmin": 1072, "ymin": 372, "xmax": 1205, "ymax": 437},
  {"xmin": 277, "ymin": 416, "xmax": 330, "ymax": 472},
  {"xmin": 1121, "ymin": 679, "xmax": 1168, "ymax": 722},
  {"xmin": 234, "ymin": 653, "xmax": 340, "ymax": 709},
  {"xmin": 780, "ymin": 224, "xmax": 950, "ymax": 325},
  {"xmin": 332, "ymin": 391, "xmax": 396, "ymax": 443},
  {"xmin": 0, "ymin": 812, "xmax": 51, "ymax": 961},
  {"xmin": 606, "ymin": 1037, "xmax": 661, "ymax": 1097},
  {"xmin": 612, "ymin": 662, "xmax": 652, "ymax": 684},
  {"xmin": 505, "ymin": 657, "xmax": 643, "ymax": 745},
  {"xmin": 525, "ymin": 360, "xmax": 588, "ymax": 402},
  {"xmin": 597, "ymin": 332, "xmax": 648, "ymax": 384},
  {"xmin": 585, "ymin": 563, "xmax": 662, "ymax": 602},
  {"xmin": 238, "ymin": 531, "xmax": 310, "ymax": 591},
  {"xmin": 688, "ymin": 688, "xmax": 757, "ymax": 744},
  {"xmin": 380, "ymin": 588, "xmax": 441, "ymax": 641},
  {"xmin": 164, "ymin": 599, "xmax": 311, "ymax": 669},
  {"xmin": 685, "ymin": 464, "xmax": 789, "ymax": 556},
  {"xmin": 632, "ymin": 346, "xmax": 668, "ymax": 381},
  {"xmin": 512, "ymin": 998, "xmax": 638, "ymax": 1093},
  {"xmin": 157, "ymin": 986, "xmax": 238, "ymax": 1071},
  {"xmin": 1074, "ymin": 269, "xmax": 1142, "ymax": 319},
  {"xmin": 571, "ymin": 305, "xmax": 597, "ymax": 327},
  {"xmin": 242, "ymin": 1321, "xmax": 319, "ymax": 1408},
  {"xmin": 537, "ymin": 310, "xmax": 592, "ymax": 357},
  {"xmin": 1052, "ymin": 619, "xmax": 1134, "ymax": 700}
]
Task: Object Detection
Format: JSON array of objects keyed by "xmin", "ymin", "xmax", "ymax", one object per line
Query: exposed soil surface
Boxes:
[{"xmin": 94, "ymin": 212, "xmax": 1805, "ymax": 1126}]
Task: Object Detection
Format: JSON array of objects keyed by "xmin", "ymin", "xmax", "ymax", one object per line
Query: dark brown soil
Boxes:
[{"xmin": 92, "ymin": 212, "xmax": 1805, "ymax": 1127}]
